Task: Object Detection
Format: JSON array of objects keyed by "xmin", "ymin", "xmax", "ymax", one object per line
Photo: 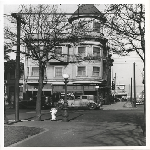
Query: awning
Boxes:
[
  {"xmin": 27, "ymin": 81, "xmax": 47, "ymax": 86},
  {"xmin": 49, "ymin": 82, "xmax": 74, "ymax": 85},
  {"xmin": 26, "ymin": 81, "xmax": 102, "ymax": 85},
  {"xmin": 72, "ymin": 81, "xmax": 102, "ymax": 85}
]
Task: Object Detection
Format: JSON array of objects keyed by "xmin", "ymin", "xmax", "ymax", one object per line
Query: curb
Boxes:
[
  {"xmin": 102, "ymin": 107, "xmax": 138, "ymax": 110},
  {"xmin": 6, "ymin": 119, "xmax": 63, "ymax": 124}
]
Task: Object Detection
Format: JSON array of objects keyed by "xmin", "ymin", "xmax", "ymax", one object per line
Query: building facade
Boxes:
[
  {"xmin": 4, "ymin": 67, "xmax": 23, "ymax": 104},
  {"xmin": 23, "ymin": 4, "xmax": 113, "ymax": 104}
]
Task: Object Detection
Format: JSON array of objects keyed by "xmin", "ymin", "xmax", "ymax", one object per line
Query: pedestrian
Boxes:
[
  {"xmin": 7, "ymin": 95, "xmax": 11, "ymax": 109},
  {"xmin": 9, "ymin": 95, "xmax": 14, "ymax": 109},
  {"xmin": 4, "ymin": 93, "xmax": 8, "ymax": 105}
]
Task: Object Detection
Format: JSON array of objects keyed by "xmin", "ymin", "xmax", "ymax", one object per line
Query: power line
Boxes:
[{"xmin": 3, "ymin": 10, "xmax": 145, "ymax": 16}]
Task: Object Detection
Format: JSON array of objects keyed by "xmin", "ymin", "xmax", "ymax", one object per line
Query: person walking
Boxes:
[
  {"xmin": 4, "ymin": 94, "xmax": 8, "ymax": 124},
  {"xmin": 9, "ymin": 94, "xmax": 14, "ymax": 109}
]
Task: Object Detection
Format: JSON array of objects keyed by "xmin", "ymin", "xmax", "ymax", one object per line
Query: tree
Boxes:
[
  {"xmin": 104, "ymin": 4, "xmax": 145, "ymax": 134},
  {"xmin": 4, "ymin": 59, "xmax": 24, "ymax": 79},
  {"xmin": 4, "ymin": 44, "xmax": 11, "ymax": 61},
  {"xmin": 104, "ymin": 4, "xmax": 145, "ymax": 61},
  {"xmin": 5, "ymin": 4, "xmax": 103, "ymax": 120}
]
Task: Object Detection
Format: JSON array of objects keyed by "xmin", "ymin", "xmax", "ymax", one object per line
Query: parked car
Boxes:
[
  {"xmin": 136, "ymin": 91, "xmax": 144, "ymax": 105},
  {"xmin": 19, "ymin": 96, "xmax": 51, "ymax": 109},
  {"xmin": 136, "ymin": 98, "xmax": 144, "ymax": 105},
  {"xmin": 57, "ymin": 95, "xmax": 101, "ymax": 110}
]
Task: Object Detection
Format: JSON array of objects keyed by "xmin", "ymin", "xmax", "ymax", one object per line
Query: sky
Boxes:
[{"xmin": 2, "ymin": 3, "xmax": 147, "ymax": 96}]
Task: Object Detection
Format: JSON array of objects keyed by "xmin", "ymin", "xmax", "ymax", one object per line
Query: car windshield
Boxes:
[
  {"xmin": 82, "ymin": 96, "xmax": 87, "ymax": 99},
  {"xmin": 75, "ymin": 96, "xmax": 80, "ymax": 99}
]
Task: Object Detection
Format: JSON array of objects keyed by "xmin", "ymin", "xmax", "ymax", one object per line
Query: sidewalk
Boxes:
[
  {"xmin": 5, "ymin": 102, "xmax": 135, "ymax": 121},
  {"xmin": 4, "ymin": 102, "xmax": 146, "ymax": 147},
  {"xmin": 101, "ymin": 101, "xmax": 136, "ymax": 110}
]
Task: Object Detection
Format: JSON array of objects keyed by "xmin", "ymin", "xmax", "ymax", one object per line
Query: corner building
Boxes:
[{"xmin": 23, "ymin": 4, "xmax": 113, "ymax": 104}]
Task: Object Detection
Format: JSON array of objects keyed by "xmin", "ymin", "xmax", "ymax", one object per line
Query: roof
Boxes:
[
  {"xmin": 73, "ymin": 4, "xmax": 101, "ymax": 15},
  {"xmin": 68, "ymin": 4, "xmax": 106, "ymax": 23}
]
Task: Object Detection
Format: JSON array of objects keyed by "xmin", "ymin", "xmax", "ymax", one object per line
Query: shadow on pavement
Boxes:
[
  {"xmin": 68, "ymin": 113, "xmax": 83, "ymax": 121},
  {"xmin": 72, "ymin": 122, "xmax": 146, "ymax": 146}
]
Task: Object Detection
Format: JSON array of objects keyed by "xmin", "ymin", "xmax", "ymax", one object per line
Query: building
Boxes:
[
  {"xmin": 23, "ymin": 4, "xmax": 113, "ymax": 104},
  {"xmin": 4, "ymin": 60, "xmax": 24, "ymax": 104}
]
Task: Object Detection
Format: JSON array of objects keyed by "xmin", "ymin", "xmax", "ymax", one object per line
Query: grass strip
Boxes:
[{"xmin": 4, "ymin": 126, "xmax": 44, "ymax": 147}]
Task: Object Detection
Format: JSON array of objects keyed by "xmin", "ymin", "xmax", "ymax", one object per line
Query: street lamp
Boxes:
[
  {"xmin": 62, "ymin": 74, "xmax": 69, "ymax": 122},
  {"xmin": 95, "ymin": 86, "xmax": 99, "ymax": 103}
]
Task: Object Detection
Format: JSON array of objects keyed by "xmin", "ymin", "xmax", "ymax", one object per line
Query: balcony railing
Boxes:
[{"xmin": 48, "ymin": 54, "xmax": 102, "ymax": 64}]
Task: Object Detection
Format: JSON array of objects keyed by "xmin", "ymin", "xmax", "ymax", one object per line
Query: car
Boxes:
[
  {"xmin": 136, "ymin": 91, "xmax": 144, "ymax": 105},
  {"xmin": 57, "ymin": 95, "xmax": 101, "ymax": 110},
  {"xmin": 136, "ymin": 98, "xmax": 144, "ymax": 105},
  {"xmin": 19, "ymin": 96, "xmax": 52, "ymax": 109}
]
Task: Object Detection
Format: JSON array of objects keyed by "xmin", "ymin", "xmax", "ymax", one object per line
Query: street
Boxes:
[
  {"xmin": 4, "ymin": 103, "xmax": 146, "ymax": 147},
  {"xmin": 5, "ymin": 104, "xmax": 144, "ymax": 123}
]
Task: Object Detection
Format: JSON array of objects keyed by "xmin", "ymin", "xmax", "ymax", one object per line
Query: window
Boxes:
[
  {"xmin": 55, "ymin": 67, "xmax": 63, "ymax": 77},
  {"xmin": 32, "ymin": 67, "xmax": 39, "ymax": 76},
  {"xmin": 93, "ymin": 46, "xmax": 100, "ymax": 57},
  {"xmin": 77, "ymin": 66, "xmax": 86, "ymax": 76},
  {"xmin": 78, "ymin": 47, "xmax": 86, "ymax": 57},
  {"xmin": 93, "ymin": 67, "xmax": 100, "ymax": 76},
  {"xmin": 93, "ymin": 21, "xmax": 100, "ymax": 32},
  {"xmin": 55, "ymin": 47, "xmax": 62, "ymax": 54},
  {"xmin": 82, "ymin": 96, "xmax": 87, "ymax": 99}
]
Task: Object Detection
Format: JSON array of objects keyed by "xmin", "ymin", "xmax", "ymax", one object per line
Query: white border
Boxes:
[{"xmin": 1, "ymin": 1, "xmax": 150, "ymax": 150}]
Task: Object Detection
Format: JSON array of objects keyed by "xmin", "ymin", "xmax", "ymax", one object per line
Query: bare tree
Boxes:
[
  {"xmin": 104, "ymin": 4, "xmax": 145, "ymax": 61},
  {"xmin": 19, "ymin": 4, "xmax": 74, "ymax": 121},
  {"xmin": 4, "ymin": 4, "xmax": 105, "ymax": 120},
  {"xmin": 104, "ymin": 4, "xmax": 145, "ymax": 134},
  {"xmin": 4, "ymin": 44, "xmax": 11, "ymax": 61}
]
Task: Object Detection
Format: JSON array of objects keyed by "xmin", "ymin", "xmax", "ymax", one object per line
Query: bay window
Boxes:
[
  {"xmin": 93, "ymin": 66, "xmax": 100, "ymax": 76},
  {"xmin": 93, "ymin": 21, "xmax": 100, "ymax": 32},
  {"xmin": 78, "ymin": 46, "xmax": 86, "ymax": 57},
  {"xmin": 93, "ymin": 46, "xmax": 100, "ymax": 57}
]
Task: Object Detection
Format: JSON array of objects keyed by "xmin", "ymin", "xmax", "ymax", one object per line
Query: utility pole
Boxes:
[
  {"xmin": 133, "ymin": 62, "xmax": 136, "ymax": 107},
  {"xmin": 11, "ymin": 13, "xmax": 26, "ymax": 122},
  {"xmin": 114, "ymin": 73, "xmax": 116, "ymax": 94},
  {"xmin": 129, "ymin": 84, "xmax": 130, "ymax": 98},
  {"xmin": 143, "ymin": 40, "xmax": 146, "ymax": 135},
  {"xmin": 130, "ymin": 78, "xmax": 132, "ymax": 104}
]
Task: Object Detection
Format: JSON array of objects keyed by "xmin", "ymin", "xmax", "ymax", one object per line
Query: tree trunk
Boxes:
[{"xmin": 35, "ymin": 61, "xmax": 44, "ymax": 121}]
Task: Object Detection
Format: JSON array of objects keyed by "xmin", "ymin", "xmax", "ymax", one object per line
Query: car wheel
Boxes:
[{"xmin": 88, "ymin": 103, "xmax": 97, "ymax": 110}]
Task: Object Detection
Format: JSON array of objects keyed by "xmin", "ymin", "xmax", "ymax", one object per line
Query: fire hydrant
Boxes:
[{"xmin": 50, "ymin": 108, "xmax": 57, "ymax": 121}]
